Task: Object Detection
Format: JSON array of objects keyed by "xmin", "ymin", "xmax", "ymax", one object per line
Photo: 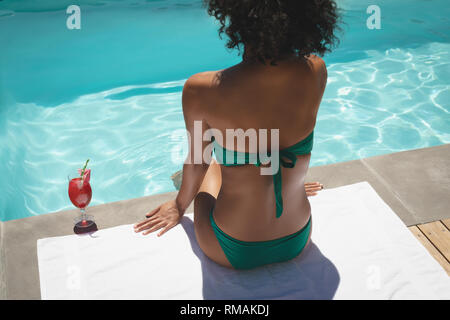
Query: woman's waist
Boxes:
[{"xmin": 213, "ymin": 190, "xmax": 311, "ymax": 242}]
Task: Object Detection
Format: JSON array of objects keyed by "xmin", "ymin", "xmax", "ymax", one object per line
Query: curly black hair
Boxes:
[{"xmin": 203, "ymin": 0, "xmax": 341, "ymax": 65}]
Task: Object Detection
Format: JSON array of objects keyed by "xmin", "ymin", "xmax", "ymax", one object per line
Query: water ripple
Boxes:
[{"xmin": 314, "ymin": 42, "xmax": 450, "ymax": 168}]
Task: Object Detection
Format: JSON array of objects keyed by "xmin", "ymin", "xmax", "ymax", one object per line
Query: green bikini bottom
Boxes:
[{"xmin": 209, "ymin": 211, "xmax": 312, "ymax": 270}]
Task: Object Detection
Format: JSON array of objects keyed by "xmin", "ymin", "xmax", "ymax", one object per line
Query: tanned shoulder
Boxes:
[
  {"xmin": 182, "ymin": 72, "xmax": 216, "ymax": 113},
  {"xmin": 310, "ymin": 55, "xmax": 328, "ymax": 90}
]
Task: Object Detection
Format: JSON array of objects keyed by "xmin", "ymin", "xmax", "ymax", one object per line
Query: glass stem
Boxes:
[{"xmin": 80, "ymin": 208, "xmax": 86, "ymax": 222}]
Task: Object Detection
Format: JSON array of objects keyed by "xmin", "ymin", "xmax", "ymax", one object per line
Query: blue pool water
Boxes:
[{"xmin": 0, "ymin": 0, "xmax": 449, "ymax": 221}]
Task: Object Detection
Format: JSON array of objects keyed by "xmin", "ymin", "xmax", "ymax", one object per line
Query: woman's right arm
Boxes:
[
  {"xmin": 175, "ymin": 75, "xmax": 212, "ymax": 214},
  {"xmin": 134, "ymin": 75, "xmax": 212, "ymax": 237}
]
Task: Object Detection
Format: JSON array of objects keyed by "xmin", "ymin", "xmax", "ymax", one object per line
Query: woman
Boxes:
[{"xmin": 135, "ymin": 0, "xmax": 339, "ymax": 269}]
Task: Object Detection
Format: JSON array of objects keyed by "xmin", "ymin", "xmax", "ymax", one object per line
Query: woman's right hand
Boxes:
[{"xmin": 134, "ymin": 200, "xmax": 183, "ymax": 237}]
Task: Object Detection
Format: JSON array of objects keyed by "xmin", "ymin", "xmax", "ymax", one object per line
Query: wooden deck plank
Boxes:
[
  {"xmin": 441, "ymin": 219, "xmax": 450, "ymax": 231},
  {"xmin": 408, "ymin": 226, "xmax": 450, "ymax": 276},
  {"xmin": 416, "ymin": 221, "xmax": 450, "ymax": 262}
]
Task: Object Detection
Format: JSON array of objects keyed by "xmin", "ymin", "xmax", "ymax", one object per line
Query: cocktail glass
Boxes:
[{"xmin": 68, "ymin": 160, "xmax": 96, "ymax": 233}]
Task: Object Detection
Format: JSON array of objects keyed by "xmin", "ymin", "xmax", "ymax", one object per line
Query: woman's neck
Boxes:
[{"xmin": 242, "ymin": 46, "xmax": 297, "ymax": 66}]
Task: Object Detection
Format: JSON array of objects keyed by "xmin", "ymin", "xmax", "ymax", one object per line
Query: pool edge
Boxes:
[
  {"xmin": 1, "ymin": 143, "xmax": 449, "ymax": 299},
  {"xmin": 0, "ymin": 220, "xmax": 6, "ymax": 299}
]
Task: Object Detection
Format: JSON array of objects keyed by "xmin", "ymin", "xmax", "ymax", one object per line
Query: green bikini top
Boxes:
[{"xmin": 213, "ymin": 130, "xmax": 314, "ymax": 218}]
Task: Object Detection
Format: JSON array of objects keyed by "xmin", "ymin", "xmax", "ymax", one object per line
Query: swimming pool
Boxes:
[{"xmin": 0, "ymin": 0, "xmax": 449, "ymax": 221}]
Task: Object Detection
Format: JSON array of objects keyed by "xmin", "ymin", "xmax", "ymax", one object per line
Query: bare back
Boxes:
[{"xmin": 189, "ymin": 55, "xmax": 327, "ymax": 241}]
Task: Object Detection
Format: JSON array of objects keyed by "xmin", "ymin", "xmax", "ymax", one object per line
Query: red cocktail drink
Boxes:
[
  {"xmin": 68, "ymin": 159, "xmax": 97, "ymax": 233},
  {"xmin": 68, "ymin": 178, "xmax": 92, "ymax": 210}
]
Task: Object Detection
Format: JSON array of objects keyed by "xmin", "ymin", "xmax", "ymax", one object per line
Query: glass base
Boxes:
[{"xmin": 73, "ymin": 214, "xmax": 97, "ymax": 234}]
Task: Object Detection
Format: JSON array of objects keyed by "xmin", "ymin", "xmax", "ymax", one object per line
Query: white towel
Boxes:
[{"xmin": 37, "ymin": 182, "xmax": 450, "ymax": 299}]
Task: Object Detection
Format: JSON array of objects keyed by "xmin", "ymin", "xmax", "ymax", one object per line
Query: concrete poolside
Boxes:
[{"xmin": 0, "ymin": 144, "xmax": 449, "ymax": 299}]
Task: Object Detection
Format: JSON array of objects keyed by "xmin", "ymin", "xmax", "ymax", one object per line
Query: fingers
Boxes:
[
  {"xmin": 305, "ymin": 186, "xmax": 322, "ymax": 192},
  {"xmin": 144, "ymin": 215, "xmax": 159, "ymax": 224},
  {"xmin": 158, "ymin": 223, "xmax": 176, "ymax": 237},
  {"xmin": 142, "ymin": 221, "xmax": 166, "ymax": 235},
  {"xmin": 134, "ymin": 218, "xmax": 150, "ymax": 229},
  {"xmin": 134, "ymin": 217, "xmax": 177, "ymax": 237},
  {"xmin": 134, "ymin": 206, "xmax": 161, "ymax": 228},
  {"xmin": 305, "ymin": 182, "xmax": 324, "ymax": 197},
  {"xmin": 305, "ymin": 182, "xmax": 323, "ymax": 188},
  {"xmin": 134, "ymin": 218, "xmax": 161, "ymax": 232},
  {"xmin": 145, "ymin": 206, "xmax": 161, "ymax": 218}
]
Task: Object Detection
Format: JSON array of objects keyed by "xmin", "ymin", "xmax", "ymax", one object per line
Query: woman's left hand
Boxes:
[
  {"xmin": 134, "ymin": 200, "xmax": 182, "ymax": 237},
  {"xmin": 305, "ymin": 182, "xmax": 324, "ymax": 196}
]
